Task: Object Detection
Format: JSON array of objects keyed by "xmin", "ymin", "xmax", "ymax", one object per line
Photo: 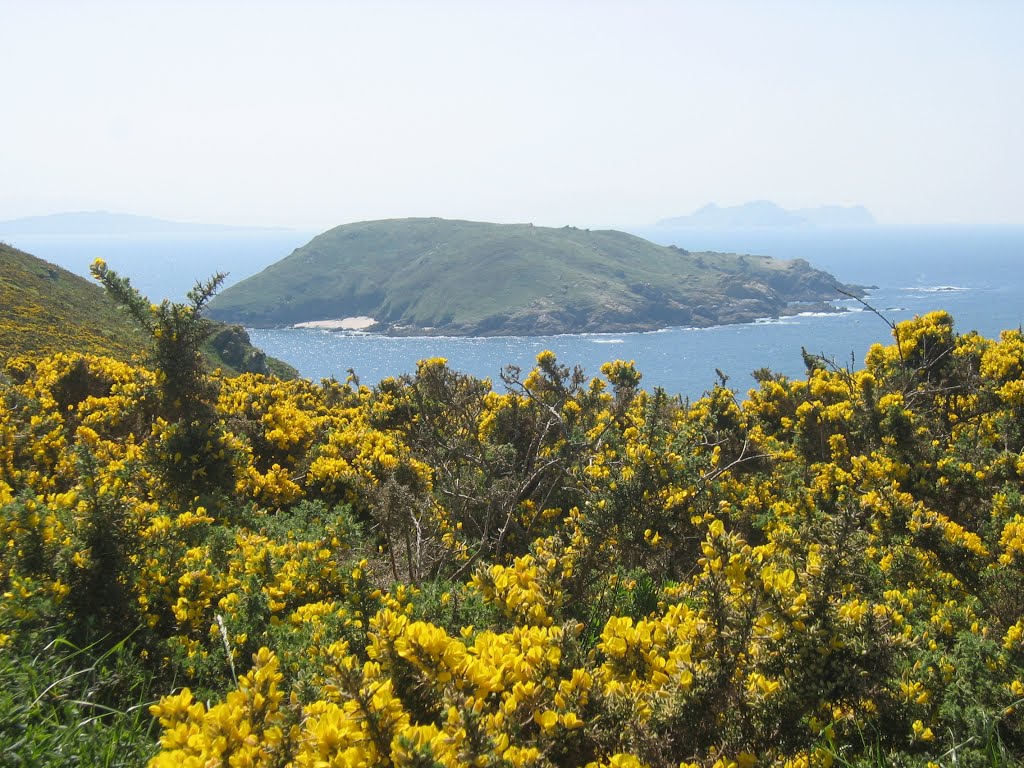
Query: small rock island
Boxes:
[{"xmin": 207, "ymin": 218, "xmax": 864, "ymax": 336}]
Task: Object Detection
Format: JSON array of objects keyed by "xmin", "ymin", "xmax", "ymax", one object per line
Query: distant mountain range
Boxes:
[
  {"xmin": 657, "ymin": 201, "xmax": 876, "ymax": 229},
  {"xmin": 0, "ymin": 211, "xmax": 291, "ymax": 236}
]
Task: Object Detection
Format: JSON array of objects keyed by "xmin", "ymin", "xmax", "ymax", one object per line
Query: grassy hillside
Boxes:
[
  {"xmin": 0, "ymin": 242, "xmax": 146, "ymax": 361},
  {"xmin": 0, "ymin": 242, "xmax": 296, "ymax": 378},
  {"xmin": 208, "ymin": 218, "xmax": 858, "ymax": 335}
]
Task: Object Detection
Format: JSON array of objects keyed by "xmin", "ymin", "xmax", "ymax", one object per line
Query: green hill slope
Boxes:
[
  {"xmin": 0, "ymin": 242, "xmax": 296, "ymax": 378},
  {"xmin": 208, "ymin": 218, "xmax": 861, "ymax": 335},
  {"xmin": 0, "ymin": 242, "xmax": 146, "ymax": 362}
]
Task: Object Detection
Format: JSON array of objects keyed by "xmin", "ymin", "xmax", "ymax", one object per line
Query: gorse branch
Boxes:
[
  {"xmin": 90, "ymin": 258, "xmax": 154, "ymax": 331},
  {"xmin": 187, "ymin": 272, "xmax": 227, "ymax": 314}
]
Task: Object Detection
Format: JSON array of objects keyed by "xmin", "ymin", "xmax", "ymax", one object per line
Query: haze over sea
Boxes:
[{"xmin": 8, "ymin": 226, "xmax": 1023, "ymax": 400}]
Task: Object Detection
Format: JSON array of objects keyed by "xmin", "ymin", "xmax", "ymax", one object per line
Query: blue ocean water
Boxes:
[{"xmin": 6, "ymin": 226, "xmax": 1023, "ymax": 400}]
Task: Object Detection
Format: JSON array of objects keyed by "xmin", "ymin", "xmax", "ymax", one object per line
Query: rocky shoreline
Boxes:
[{"xmin": 291, "ymin": 293, "xmax": 866, "ymax": 338}]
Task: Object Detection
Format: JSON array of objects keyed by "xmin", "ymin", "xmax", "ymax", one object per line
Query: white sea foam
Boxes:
[
  {"xmin": 908, "ymin": 285, "xmax": 969, "ymax": 293},
  {"xmin": 754, "ymin": 317, "xmax": 796, "ymax": 325}
]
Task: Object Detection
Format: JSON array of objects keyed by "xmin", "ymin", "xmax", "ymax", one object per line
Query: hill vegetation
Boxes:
[
  {"xmin": 2, "ymin": 295, "xmax": 1024, "ymax": 765},
  {"xmin": 0, "ymin": 242, "xmax": 296, "ymax": 378},
  {"xmin": 207, "ymin": 218, "xmax": 861, "ymax": 335},
  {"xmin": 0, "ymin": 241, "xmax": 147, "ymax": 361}
]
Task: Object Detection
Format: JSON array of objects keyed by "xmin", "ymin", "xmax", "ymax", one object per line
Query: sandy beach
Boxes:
[{"xmin": 292, "ymin": 316, "xmax": 377, "ymax": 330}]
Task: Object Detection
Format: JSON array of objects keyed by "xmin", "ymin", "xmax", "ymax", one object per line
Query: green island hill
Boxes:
[
  {"xmin": 206, "ymin": 218, "xmax": 864, "ymax": 336},
  {"xmin": 0, "ymin": 241, "xmax": 297, "ymax": 378}
]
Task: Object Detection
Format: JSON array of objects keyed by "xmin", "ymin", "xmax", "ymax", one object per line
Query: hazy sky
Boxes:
[{"xmin": 3, "ymin": 1, "xmax": 1022, "ymax": 230}]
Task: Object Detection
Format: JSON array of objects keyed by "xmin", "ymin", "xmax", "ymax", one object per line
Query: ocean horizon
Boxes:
[{"xmin": 5, "ymin": 225, "xmax": 1022, "ymax": 399}]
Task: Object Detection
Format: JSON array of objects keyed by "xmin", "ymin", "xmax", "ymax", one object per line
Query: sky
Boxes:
[{"xmin": 2, "ymin": 0, "xmax": 1022, "ymax": 230}]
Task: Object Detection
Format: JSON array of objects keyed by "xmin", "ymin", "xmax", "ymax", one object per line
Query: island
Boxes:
[
  {"xmin": 0, "ymin": 210, "xmax": 293, "ymax": 235},
  {"xmin": 207, "ymin": 217, "xmax": 865, "ymax": 336},
  {"xmin": 656, "ymin": 201, "xmax": 876, "ymax": 229}
]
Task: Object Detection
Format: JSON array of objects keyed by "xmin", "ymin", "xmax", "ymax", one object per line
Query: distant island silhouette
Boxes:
[
  {"xmin": 0, "ymin": 211, "xmax": 293, "ymax": 236},
  {"xmin": 657, "ymin": 201, "xmax": 876, "ymax": 229}
]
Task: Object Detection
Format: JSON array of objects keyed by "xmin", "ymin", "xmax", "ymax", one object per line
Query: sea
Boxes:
[{"xmin": 5, "ymin": 226, "xmax": 1023, "ymax": 401}]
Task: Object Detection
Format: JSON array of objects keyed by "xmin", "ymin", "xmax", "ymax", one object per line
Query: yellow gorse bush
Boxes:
[{"xmin": 3, "ymin": 312, "xmax": 1024, "ymax": 765}]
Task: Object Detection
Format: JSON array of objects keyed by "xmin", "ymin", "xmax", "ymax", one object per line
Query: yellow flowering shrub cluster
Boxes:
[{"xmin": 3, "ymin": 310, "xmax": 1024, "ymax": 766}]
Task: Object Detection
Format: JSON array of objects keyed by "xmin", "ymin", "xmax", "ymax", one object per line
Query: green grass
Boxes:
[
  {"xmin": 0, "ymin": 631, "xmax": 160, "ymax": 767},
  {"xmin": 0, "ymin": 242, "xmax": 296, "ymax": 378},
  {"xmin": 207, "ymin": 218, "xmax": 854, "ymax": 335},
  {"xmin": 0, "ymin": 243, "xmax": 147, "ymax": 363}
]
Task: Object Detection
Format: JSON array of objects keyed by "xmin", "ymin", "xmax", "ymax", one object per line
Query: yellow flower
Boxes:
[{"xmin": 912, "ymin": 719, "xmax": 934, "ymax": 741}]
